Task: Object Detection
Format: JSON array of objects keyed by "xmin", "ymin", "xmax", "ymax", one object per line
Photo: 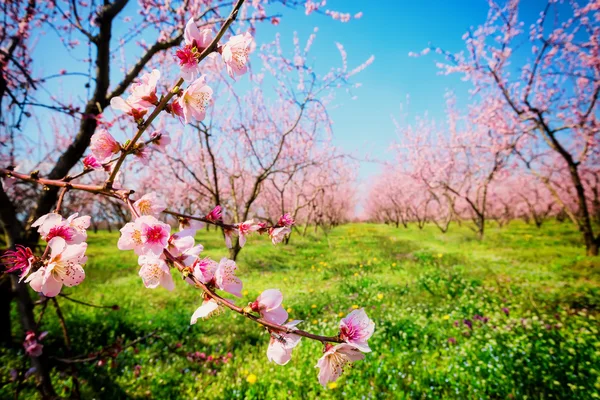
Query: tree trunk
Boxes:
[
  {"xmin": 584, "ymin": 234, "xmax": 599, "ymax": 256},
  {"xmin": 12, "ymin": 276, "xmax": 58, "ymax": 399},
  {"xmin": 284, "ymin": 230, "xmax": 292, "ymax": 245},
  {"xmin": 1, "ymin": 184, "xmax": 57, "ymax": 397},
  {"xmin": 0, "ymin": 278, "xmax": 12, "ymax": 346},
  {"xmin": 477, "ymin": 217, "xmax": 485, "ymax": 240},
  {"xmin": 229, "ymin": 240, "xmax": 241, "ymax": 261}
]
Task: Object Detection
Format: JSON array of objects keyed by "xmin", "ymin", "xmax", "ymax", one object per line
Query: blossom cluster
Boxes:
[
  {"xmin": 109, "ymin": 18, "xmax": 254, "ymax": 128},
  {"xmin": 23, "ymin": 331, "xmax": 47, "ymax": 357},
  {"xmin": 224, "ymin": 212, "xmax": 295, "ymax": 248},
  {"xmin": 1, "ymin": 7, "xmax": 376, "ymax": 388},
  {"xmin": 110, "ymin": 188, "xmax": 373, "ymax": 385},
  {"xmin": 247, "ymin": 288, "xmax": 374, "ymax": 386},
  {"xmin": 2, "ymin": 212, "xmax": 91, "ymax": 297},
  {"xmin": 190, "ymin": 253, "xmax": 374, "ymax": 386}
]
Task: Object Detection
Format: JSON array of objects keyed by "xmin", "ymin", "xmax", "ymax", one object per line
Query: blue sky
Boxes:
[
  {"xmin": 255, "ymin": 0, "xmax": 551, "ymax": 181},
  {"xmin": 28, "ymin": 0, "xmax": 553, "ymax": 182}
]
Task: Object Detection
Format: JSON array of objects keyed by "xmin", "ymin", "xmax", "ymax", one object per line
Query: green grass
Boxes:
[{"xmin": 2, "ymin": 221, "xmax": 600, "ymax": 399}]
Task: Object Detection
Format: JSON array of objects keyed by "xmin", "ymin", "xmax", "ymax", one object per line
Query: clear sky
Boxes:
[
  {"xmin": 28, "ymin": 0, "xmax": 553, "ymax": 183},
  {"xmin": 252, "ymin": 0, "xmax": 551, "ymax": 181}
]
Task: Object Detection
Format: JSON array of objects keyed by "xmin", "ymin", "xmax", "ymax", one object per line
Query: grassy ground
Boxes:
[{"xmin": 2, "ymin": 221, "xmax": 600, "ymax": 399}]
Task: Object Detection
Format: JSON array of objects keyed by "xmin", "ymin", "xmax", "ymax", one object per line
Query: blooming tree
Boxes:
[
  {"xmin": 421, "ymin": 0, "xmax": 600, "ymax": 254},
  {"xmin": 136, "ymin": 30, "xmax": 369, "ymax": 257},
  {"xmin": 260, "ymin": 155, "xmax": 359, "ymax": 238},
  {"xmin": 0, "ymin": 0, "xmax": 374, "ymax": 395},
  {"xmin": 385, "ymin": 94, "xmax": 511, "ymax": 239}
]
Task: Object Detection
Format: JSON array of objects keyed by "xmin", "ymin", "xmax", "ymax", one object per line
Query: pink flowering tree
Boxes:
[
  {"xmin": 260, "ymin": 155, "xmax": 358, "ymax": 239},
  {"xmin": 136, "ymin": 30, "xmax": 371, "ymax": 258},
  {"xmin": 1, "ymin": 0, "xmax": 374, "ymax": 395},
  {"xmin": 421, "ymin": 0, "xmax": 600, "ymax": 254},
  {"xmin": 488, "ymin": 173, "xmax": 557, "ymax": 228},
  {"xmin": 390, "ymin": 94, "xmax": 511, "ymax": 239}
]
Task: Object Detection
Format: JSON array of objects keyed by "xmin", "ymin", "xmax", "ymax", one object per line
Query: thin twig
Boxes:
[
  {"xmin": 105, "ymin": 0, "xmax": 247, "ymax": 188},
  {"xmin": 59, "ymin": 293, "xmax": 120, "ymax": 310}
]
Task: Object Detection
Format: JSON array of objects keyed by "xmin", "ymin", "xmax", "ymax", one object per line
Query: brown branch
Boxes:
[
  {"xmin": 0, "ymin": 168, "xmax": 124, "ymax": 200},
  {"xmin": 124, "ymin": 198, "xmax": 341, "ymax": 344},
  {"xmin": 55, "ymin": 186, "xmax": 69, "ymax": 214},
  {"xmin": 59, "ymin": 293, "xmax": 120, "ymax": 310},
  {"xmin": 105, "ymin": 0, "xmax": 247, "ymax": 188},
  {"xmin": 54, "ymin": 330, "xmax": 157, "ymax": 364},
  {"xmin": 167, "ymin": 251, "xmax": 343, "ymax": 343}
]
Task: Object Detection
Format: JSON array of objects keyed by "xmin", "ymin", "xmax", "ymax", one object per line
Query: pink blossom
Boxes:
[
  {"xmin": 176, "ymin": 18, "xmax": 213, "ymax": 81},
  {"xmin": 304, "ymin": 0, "xmax": 325, "ymax": 16},
  {"xmin": 176, "ymin": 46, "xmax": 201, "ymax": 81},
  {"xmin": 190, "ymin": 297, "xmax": 220, "ymax": 323},
  {"xmin": 117, "ymin": 215, "xmax": 170, "ymax": 256},
  {"xmin": 184, "ymin": 18, "xmax": 212, "ymax": 48},
  {"xmin": 129, "ymin": 69, "xmax": 160, "ymax": 108},
  {"xmin": 67, "ymin": 213, "xmax": 91, "ymax": 231},
  {"xmin": 23, "ymin": 331, "xmax": 46, "ymax": 357},
  {"xmin": 315, "ymin": 343, "xmax": 365, "ymax": 387},
  {"xmin": 191, "ymin": 257, "xmax": 218, "ymax": 284},
  {"xmin": 251, "ymin": 289, "xmax": 288, "ymax": 324},
  {"xmin": 117, "ymin": 221, "xmax": 144, "ymax": 254},
  {"xmin": 339, "ymin": 308, "xmax": 374, "ymax": 352},
  {"xmin": 178, "ymin": 217, "xmax": 204, "ymax": 232},
  {"xmin": 167, "ymin": 229, "xmax": 195, "ymax": 256},
  {"xmin": 26, "ymin": 237, "xmax": 87, "ymax": 297},
  {"xmin": 32, "ymin": 213, "xmax": 90, "ymax": 245},
  {"xmin": 83, "ymin": 154, "xmax": 103, "ymax": 170},
  {"xmin": 139, "ymin": 218, "xmax": 171, "ymax": 256},
  {"xmin": 167, "ymin": 229, "xmax": 203, "ymax": 265},
  {"xmin": 205, "ymin": 205, "xmax": 222, "ymax": 222},
  {"xmin": 134, "ymin": 192, "xmax": 166, "ymax": 217},
  {"xmin": 221, "ymin": 32, "xmax": 254, "ymax": 79},
  {"xmin": 278, "ymin": 213, "xmax": 295, "ymax": 227},
  {"xmin": 137, "ymin": 255, "xmax": 174, "ymax": 290},
  {"xmin": 267, "ymin": 320, "xmax": 302, "ymax": 365},
  {"xmin": 150, "ymin": 131, "xmax": 171, "ymax": 152},
  {"xmin": 268, "ymin": 226, "xmax": 291, "ymax": 245},
  {"xmin": 2, "ymin": 245, "xmax": 35, "ymax": 281},
  {"xmin": 170, "ymin": 100, "xmax": 184, "ymax": 118},
  {"xmin": 178, "ymin": 242, "xmax": 204, "ymax": 266},
  {"xmin": 110, "ymin": 69, "xmax": 160, "ymax": 118},
  {"xmin": 90, "ymin": 129, "xmax": 120, "ymax": 162},
  {"xmin": 45, "ymin": 225, "xmax": 74, "ymax": 243},
  {"xmin": 178, "ymin": 76, "xmax": 213, "ymax": 124},
  {"xmin": 223, "ymin": 227, "xmax": 236, "ymax": 249},
  {"xmin": 110, "ymin": 97, "xmax": 148, "ymax": 121},
  {"xmin": 215, "ymin": 258, "xmax": 242, "ymax": 297},
  {"xmin": 133, "ymin": 144, "xmax": 151, "ymax": 165},
  {"xmin": 237, "ymin": 219, "xmax": 260, "ymax": 247}
]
